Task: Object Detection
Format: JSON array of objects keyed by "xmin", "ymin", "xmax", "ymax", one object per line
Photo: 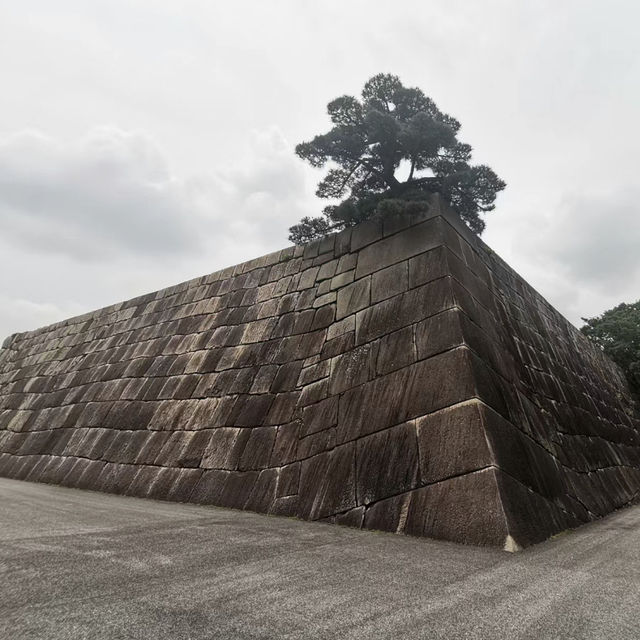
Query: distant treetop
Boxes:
[
  {"xmin": 581, "ymin": 300, "xmax": 640, "ymax": 402},
  {"xmin": 289, "ymin": 73, "xmax": 506, "ymax": 245}
]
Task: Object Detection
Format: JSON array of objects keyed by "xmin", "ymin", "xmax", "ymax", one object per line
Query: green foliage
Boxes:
[
  {"xmin": 289, "ymin": 73, "xmax": 506, "ymax": 244},
  {"xmin": 581, "ymin": 300, "xmax": 640, "ymax": 399},
  {"xmin": 287, "ymin": 216, "xmax": 333, "ymax": 245}
]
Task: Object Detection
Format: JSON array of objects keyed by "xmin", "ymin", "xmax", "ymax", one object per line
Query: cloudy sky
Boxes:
[{"xmin": 1, "ymin": 0, "xmax": 638, "ymax": 338}]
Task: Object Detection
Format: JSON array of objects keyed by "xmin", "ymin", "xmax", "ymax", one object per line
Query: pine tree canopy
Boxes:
[{"xmin": 289, "ymin": 73, "xmax": 506, "ymax": 245}]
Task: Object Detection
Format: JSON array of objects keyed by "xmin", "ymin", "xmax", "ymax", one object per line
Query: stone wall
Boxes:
[{"xmin": 1, "ymin": 194, "xmax": 638, "ymax": 549}]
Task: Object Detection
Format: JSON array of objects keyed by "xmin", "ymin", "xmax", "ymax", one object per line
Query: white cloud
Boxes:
[
  {"xmin": 0, "ymin": 125, "xmax": 316, "ymax": 338},
  {"xmin": 0, "ymin": 128, "xmax": 206, "ymax": 260},
  {"xmin": 0, "ymin": 122, "xmax": 316, "ymax": 260},
  {"xmin": 0, "ymin": 294, "xmax": 85, "ymax": 341},
  {"xmin": 200, "ymin": 126, "xmax": 315, "ymax": 249},
  {"xmin": 485, "ymin": 189, "xmax": 640, "ymax": 326},
  {"xmin": 535, "ymin": 190, "xmax": 640, "ymax": 292}
]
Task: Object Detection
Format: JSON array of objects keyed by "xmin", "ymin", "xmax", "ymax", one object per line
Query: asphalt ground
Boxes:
[{"xmin": 1, "ymin": 476, "xmax": 639, "ymax": 640}]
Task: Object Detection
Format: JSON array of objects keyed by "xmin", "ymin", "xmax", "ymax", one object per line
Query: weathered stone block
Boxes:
[
  {"xmin": 298, "ymin": 443, "xmax": 356, "ymax": 520},
  {"xmin": 316, "ymin": 259, "xmax": 338, "ymax": 282},
  {"xmin": 336, "ymin": 277, "xmax": 370, "ymax": 321},
  {"xmin": 238, "ymin": 427, "xmax": 277, "ymax": 470},
  {"xmin": 355, "ymin": 217, "xmax": 445, "ymax": 279},
  {"xmin": 200, "ymin": 428, "xmax": 250, "ymax": 470},
  {"xmin": 337, "ymin": 348, "xmax": 477, "ymax": 444},
  {"xmin": 311, "ymin": 304, "xmax": 335, "ymax": 331},
  {"xmin": 164, "ymin": 468, "xmax": 203, "ymax": 502},
  {"xmin": 371, "ymin": 261, "xmax": 409, "ymax": 304},
  {"xmin": 329, "ymin": 270, "xmax": 355, "ymax": 291},
  {"xmin": 297, "ymin": 359, "xmax": 331, "ymax": 387},
  {"xmin": 264, "ymin": 392, "xmax": 299, "ymax": 425},
  {"xmin": 217, "ymin": 470, "xmax": 259, "ymax": 510},
  {"xmin": 356, "ymin": 421, "xmax": 419, "ymax": 505},
  {"xmin": 230, "ymin": 395, "xmax": 274, "ymax": 427},
  {"xmin": 313, "ymin": 291, "xmax": 336, "ymax": 308},
  {"xmin": 326, "ymin": 315, "xmax": 355, "ymax": 342},
  {"xmin": 301, "ymin": 396, "xmax": 338, "ymax": 437},
  {"xmin": 250, "ymin": 365, "xmax": 279, "ymax": 394},
  {"xmin": 406, "ymin": 468, "xmax": 509, "ymax": 546},
  {"xmin": 414, "ymin": 308, "xmax": 464, "ymax": 360},
  {"xmin": 276, "ymin": 462, "xmax": 300, "ymax": 498},
  {"xmin": 244, "ymin": 468, "xmax": 278, "ymax": 513},
  {"xmin": 270, "ymin": 421, "xmax": 299, "ymax": 467},
  {"xmin": 350, "ymin": 218, "xmax": 383, "ymax": 252},
  {"xmin": 297, "ymin": 378, "xmax": 328, "ymax": 406},
  {"xmin": 271, "ymin": 361, "xmax": 304, "ymax": 393},
  {"xmin": 190, "ymin": 469, "xmax": 230, "ymax": 504},
  {"xmin": 329, "ymin": 343, "xmax": 374, "ymax": 395},
  {"xmin": 373, "ymin": 325, "xmax": 416, "ymax": 376},
  {"xmin": 355, "ymin": 276, "xmax": 454, "ymax": 345},
  {"xmin": 408, "ymin": 245, "xmax": 451, "ymax": 289},
  {"xmin": 416, "ymin": 401, "xmax": 493, "ymax": 485},
  {"xmin": 315, "ymin": 280, "xmax": 331, "ymax": 296}
]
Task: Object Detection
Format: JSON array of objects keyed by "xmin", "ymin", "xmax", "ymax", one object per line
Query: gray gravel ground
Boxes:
[{"xmin": 1, "ymin": 476, "xmax": 639, "ymax": 640}]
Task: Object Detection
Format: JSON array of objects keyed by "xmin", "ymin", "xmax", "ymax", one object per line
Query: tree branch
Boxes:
[
  {"xmin": 339, "ymin": 162, "xmax": 362, "ymax": 193},
  {"xmin": 358, "ymin": 158, "xmax": 385, "ymax": 179},
  {"xmin": 408, "ymin": 157, "xmax": 416, "ymax": 182}
]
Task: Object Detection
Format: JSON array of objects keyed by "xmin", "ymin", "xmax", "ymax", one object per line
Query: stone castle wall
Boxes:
[{"xmin": 1, "ymin": 195, "xmax": 638, "ymax": 549}]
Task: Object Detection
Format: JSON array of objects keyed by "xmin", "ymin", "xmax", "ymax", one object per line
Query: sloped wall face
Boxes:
[
  {"xmin": 432, "ymin": 208, "xmax": 640, "ymax": 546},
  {"xmin": 1, "ymin": 195, "xmax": 638, "ymax": 548}
]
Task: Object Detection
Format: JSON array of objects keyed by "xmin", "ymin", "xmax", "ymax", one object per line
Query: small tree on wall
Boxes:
[{"xmin": 289, "ymin": 73, "xmax": 506, "ymax": 245}]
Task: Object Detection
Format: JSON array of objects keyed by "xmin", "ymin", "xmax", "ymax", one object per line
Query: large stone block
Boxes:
[
  {"xmin": 415, "ymin": 401, "xmax": 493, "ymax": 485},
  {"xmin": 298, "ymin": 442, "xmax": 356, "ymax": 520},
  {"xmin": 355, "ymin": 421, "xmax": 419, "ymax": 505},
  {"xmin": 355, "ymin": 276, "xmax": 454, "ymax": 345},
  {"xmin": 355, "ymin": 217, "xmax": 445, "ymax": 279},
  {"xmin": 336, "ymin": 348, "xmax": 477, "ymax": 444},
  {"xmin": 336, "ymin": 277, "xmax": 370, "ymax": 320}
]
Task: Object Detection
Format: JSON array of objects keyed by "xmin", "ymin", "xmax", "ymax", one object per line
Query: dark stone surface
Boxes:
[
  {"xmin": 355, "ymin": 421, "xmax": 419, "ymax": 505},
  {"xmin": 404, "ymin": 468, "xmax": 510, "ymax": 546},
  {"xmin": 1, "ymin": 193, "xmax": 638, "ymax": 549},
  {"xmin": 415, "ymin": 401, "xmax": 493, "ymax": 485}
]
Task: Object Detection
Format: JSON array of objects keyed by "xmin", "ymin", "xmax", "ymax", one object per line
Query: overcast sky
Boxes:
[{"xmin": 1, "ymin": 0, "xmax": 638, "ymax": 339}]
